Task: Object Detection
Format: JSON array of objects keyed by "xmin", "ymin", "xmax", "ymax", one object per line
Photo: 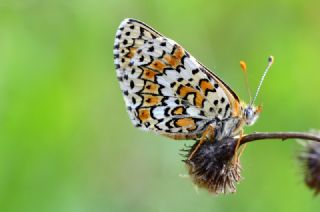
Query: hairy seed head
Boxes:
[
  {"xmin": 299, "ymin": 139, "xmax": 320, "ymax": 195},
  {"xmin": 182, "ymin": 137, "xmax": 242, "ymax": 194}
]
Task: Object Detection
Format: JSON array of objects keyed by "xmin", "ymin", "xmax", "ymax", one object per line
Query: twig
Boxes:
[{"xmin": 240, "ymin": 132, "xmax": 320, "ymax": 145}]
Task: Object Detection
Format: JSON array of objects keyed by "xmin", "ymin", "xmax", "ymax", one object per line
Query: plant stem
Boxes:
[{"xmin": 240, "ymin": 132, "xmax": 320, "ymax": 145}]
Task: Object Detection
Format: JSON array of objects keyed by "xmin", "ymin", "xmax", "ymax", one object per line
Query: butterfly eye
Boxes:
[
  {"xmin": 244, "ymin": 107, "xmax": 255, "ymax": 123},
  {"xmin": 244, "ymin": 107, "xmax": 251, "ymax": 119},
  {"xmin": 243, "ymin": 106, "xmax": 259, "ymax": 126}
]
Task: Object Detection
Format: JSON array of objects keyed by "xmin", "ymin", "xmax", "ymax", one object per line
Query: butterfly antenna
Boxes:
[
  {"xmin": 250, "ymin": 56, "xmax": 274, "ymax": 106},
  {"xmin": 240, "ymin": 60, "xmax": 252, "ymax": 103}
]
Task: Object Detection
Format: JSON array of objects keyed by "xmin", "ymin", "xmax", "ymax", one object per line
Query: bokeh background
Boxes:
[{"xmin": 1, "ymin": 0, "xmax": 320, "ymax": 211}]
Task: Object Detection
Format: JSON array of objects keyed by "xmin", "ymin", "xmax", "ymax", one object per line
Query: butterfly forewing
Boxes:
[{"xmin": 114, "ymin": 18, "xmax": 239, "ymax": 139}]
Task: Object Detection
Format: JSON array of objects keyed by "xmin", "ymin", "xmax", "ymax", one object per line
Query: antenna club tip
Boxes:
[
  {"xmin": 268, "ymin": 55, "xmax": 274, "ymax": 64},
  {"xmin": 240, "ymin": 60, "xmax": 247, "ymax": 72}
]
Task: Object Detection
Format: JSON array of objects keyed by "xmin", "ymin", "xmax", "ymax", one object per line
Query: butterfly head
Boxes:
[{"xmin": 243, "ymin": 105, "xmax": 262, "ymax": 126}]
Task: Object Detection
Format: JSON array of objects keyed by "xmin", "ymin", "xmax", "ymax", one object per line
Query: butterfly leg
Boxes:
[
  {"xmin": 188, "ymin": 125, "xmax": 215, "ymax": 160},
  {"xmin": 232, "ymin": 129, "xmax": 244, "ymax": 164},
  {"xmin": 238, "ymin": 143, "xmax": 247, "ymax": 159}
]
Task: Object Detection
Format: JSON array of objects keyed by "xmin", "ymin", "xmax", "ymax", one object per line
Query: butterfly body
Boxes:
[{"xmin": 114, "ymin": 18, "xmax": 260, "ymax": 143}]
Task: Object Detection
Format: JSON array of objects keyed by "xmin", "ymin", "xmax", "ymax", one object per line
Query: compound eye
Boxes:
[
  {"xmin": 246, "ymin": 109, "xmax": 254, "ymax": 120},
  {"xmin": 244, "ymin": 111, "xmax": 248, "ymax": 119},
  {"xmin": 245, "ymin": 108, "xmax": 251, "ymax": 119}
]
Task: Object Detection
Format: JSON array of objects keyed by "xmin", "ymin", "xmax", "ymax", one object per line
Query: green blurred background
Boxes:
[{"xmin": 1, "ymin": 0, "xmax": 320, "ymax": 211}]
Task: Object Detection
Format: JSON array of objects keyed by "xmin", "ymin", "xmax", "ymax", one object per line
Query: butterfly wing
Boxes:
[{"xmin": 114, "ymin": 18, "xmax": 241, "ymax": 139}]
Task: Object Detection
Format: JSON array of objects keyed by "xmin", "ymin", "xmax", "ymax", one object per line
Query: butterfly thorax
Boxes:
[
  {"xmin": 213, "ymin": 117, "xmax": 243, "ymax": 140},
  {"xmin": 213, "ymin": 103, "xmax": 261, "ymax": 140}
]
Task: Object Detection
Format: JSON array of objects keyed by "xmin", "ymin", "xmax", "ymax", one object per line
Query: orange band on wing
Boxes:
[
  {"xmin": 232, "ymin": 100, "xmax": 241, "ymax": 116},
  {"xmin": 176, "ymin": 118, "xmax": 195, "ymax": 127},
  {"xmin": 138, "ymin": 109, "xmax": 150, "ymax": 122},
  {"xmin": 178, "ymin": 86, "xmax": 204, "ymax": 107},
  {"xmin": 149, "ymin": 59, "xmax": 166, "ymax": 72},
  {"xmin": 172, "ymin": 106, "xmax": 185, "ymax": 115},
  {"xmin": 141, "ymin": 67, "xmax": 159, "ymax": 81},
  {"xmin": 199, "ymin": 80, "xmax": 215, "ymax": 94},
  {"xmin": 142, "ymin": 94, "xmax": 162, "ymax": 106},
  {"xmin": 164, "ymin": 54, "xmax": 180, "ymax": 68},
  {"xmin": 126, "ymin": 47, "xmax": 137, "ymax": 59},
  {"xmin": 173, "ymin": 45, "xmax": 184, "ymax": 59},
  {"xmin": 144, "ymin": 81, "xmax": 160, "ymax": 94}
]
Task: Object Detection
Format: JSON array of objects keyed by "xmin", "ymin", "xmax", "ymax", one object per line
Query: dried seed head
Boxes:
[
  {"xmin": 182, "ymin": 137, "xmax": 242, "ymax": 194},
  {"xmin": 299, "ymin": 140, "xmax": 320, "ymax": 195}
]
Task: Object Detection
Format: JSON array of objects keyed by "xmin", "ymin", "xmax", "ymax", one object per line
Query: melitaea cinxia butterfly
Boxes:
[{"xmin": 113, "ymin": 18, "xmax": 273, "ymax": 158}]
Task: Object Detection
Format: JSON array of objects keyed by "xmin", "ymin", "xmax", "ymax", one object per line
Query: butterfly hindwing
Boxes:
[{"xmin": 114, "ymin": 19, "xmax": 240, "ymax": 139}]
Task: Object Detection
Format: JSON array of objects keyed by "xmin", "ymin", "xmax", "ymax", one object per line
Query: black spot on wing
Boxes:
[
  {"xmin": 224, "ymin": 104, "xmax": 230, "ymax": 117},
  {"xmin": 192, "ymin": 69, "xmax": 199, "ymax": 75},
  {"xmin": 132, "ymin": 96, "xmax": 136, "ymax": 104},
  {"xmin": 164, "ymin": 107, "xmax": 170, "ymax": 116},
  {"xmin": 130, "ymin": 80, "xmax": 134, "ymax": 89},
  {"xmin": 148, "ymin": 46, "xmax": 154, "ymax": 52}
]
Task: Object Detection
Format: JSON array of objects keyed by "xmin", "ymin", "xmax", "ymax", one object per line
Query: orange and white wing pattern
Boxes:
[{"xmin": 114, "ymin": 18, "xmax": 241, "ymax": 139}]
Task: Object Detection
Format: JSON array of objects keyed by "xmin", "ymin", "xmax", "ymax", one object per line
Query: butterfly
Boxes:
[{"xmin": 113, "ymin": 18, "xmax": 272, "ymax": 158}]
